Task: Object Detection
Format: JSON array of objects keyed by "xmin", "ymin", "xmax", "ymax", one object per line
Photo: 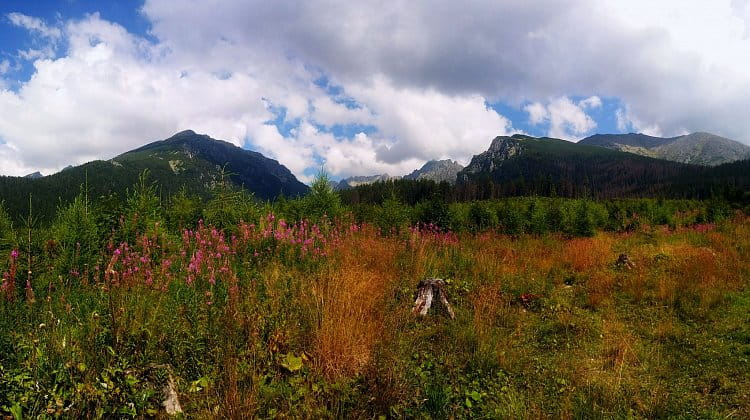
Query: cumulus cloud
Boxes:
[
  {"xmin": 250, "ymin": 79, "xmax": 514, "ymax": 180},
  {"xmin": 141, "ymin": 0, "xmax": 750, "ymax": 142},
  {"xmin": 1, "ymin": 0, "xmax": 750, "ymax": 178},
  {"xmin": 614, "ymin": 106, "xmax": 665, "ymax": 137},
  {"xmin": 310, "ymin": 96, "xmax": 374, "ymax": 128},
  {"xmin": 0, "ymin": 7, "xmax": 518, "ymax": 178},
  {"xmin": 346, "ymin": 78, "xmax": 514, "ymax": 164},
  {"xmin": 0, "ymin": 14, "xmax": 280, "ymax": 175},
  {"xmin": 524, "ymin": 97, "xmax": 598, "ymax": 140}
]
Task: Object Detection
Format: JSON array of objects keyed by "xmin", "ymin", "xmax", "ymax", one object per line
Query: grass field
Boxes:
[{"xmin": 1, "ymin": 213, "xmax": 749, "ymax": 418}]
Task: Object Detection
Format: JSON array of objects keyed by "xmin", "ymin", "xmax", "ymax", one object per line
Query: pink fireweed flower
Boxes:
[{"xmin": 10, "ymin": 249, "xmax": 19, "ymax": 260}]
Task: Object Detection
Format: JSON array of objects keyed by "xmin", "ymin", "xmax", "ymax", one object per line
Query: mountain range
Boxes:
[
  {"xmin": 579, "ymin": 132, "xmax": 750, "ymax": 166},
  {"xmin": 456, "ymin": 134, "xmax": 692, "ymax": 197},
  {"xmin": 454, "ymin": 133, "xmax": 750, "ymax": 200},
  {"xmin": 1, "ymin": 129, "xmax": 749, "ymax": 221},
  {"xmin": 339, "ymin": 132, "xmax": 749, "ymax": 188},
  {"xmin": 334, "ymin": 174, "xmax": 400, "ymax": 190},
  {"xmin": 334, "ymin": 159, "xmax": 464, "ymax": 190}
]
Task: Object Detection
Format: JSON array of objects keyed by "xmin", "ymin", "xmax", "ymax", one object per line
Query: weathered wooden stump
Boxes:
[
  {"xmin": 162, "ymin": 373, "xmax": 182, "ymax": 415},
  {"xmin": 412, "ymin": 278, "xmax": 455, "ymax": 319},
  {"xmin": 616, "ymin": 253, "xmax": 636, "ymax": 270}
]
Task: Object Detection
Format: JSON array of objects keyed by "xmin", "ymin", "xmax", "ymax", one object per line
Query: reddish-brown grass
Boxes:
[
  {"xmin": 309, "ymin": 234, "xmax": 400, "ymax": 380},
  {"xmin": 563, "ymin": 236, "xmax": 614, "ymax": 272},
  {"xmin": 586, "ymin": 269, "xmax": 617, "ymax": 309}
]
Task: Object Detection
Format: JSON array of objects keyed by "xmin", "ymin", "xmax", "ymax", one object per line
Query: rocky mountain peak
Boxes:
[
  {"xmin": 334, "ymin": 173, "xmax": 400, "ymax": 190},
  {"xmin": 458, "ymin": 135, "xmax": 526, "ymax": 182},
  {"xmin": 404, "ymin": 159, "xmax": 464, "ymax": 184},
  {"xmin": 24, "ymin": 171, "xmax": 43, "ymax": 179},
  {"xmin": 579, "ymin": 131, "xmax": 750, "ymax": 166}
]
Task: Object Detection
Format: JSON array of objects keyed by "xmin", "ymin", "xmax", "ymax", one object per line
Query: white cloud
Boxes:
[
  {"xmin": 524, "ymin": 102, "xmax": 548, "ymax": 125},
  {"xmin": 249, "ymin": 81, "xmax": 513, "ymax": 179},
  {"xmin": 7, "ymin": 12, "xmax": 62, "ymax": 40},
  {"xmin": 614, "ymin": 106, "xmax": 665, "ymax": 137},
  {"xmin": 137, "ymin": 0, "xmax": 750, "ymax": 146},
  {"xmin": 346, "ymin": 77, "xmax": 514, "ymax": 164},
  {"xmin": 579, "ymin": 96, "xmax": 602, "ymax": 109},
  {"xmin": 615, "ymin": 108, "xmax": 629, "ymax": 132},
  {"xmin": 139, "ymin": 0, "xmax": 750, "ymax": 142},
  {"xmin": 0, "ymin": 14, "xmax": 281, "ymax": 175},
  {"xmin": 310, "ymin": 96, "xmax": 374, "ymax": 128},
  {"xmin": 524, "ymin": 97, "xmax": 598, "ymax": 140},
  {"xmin": 18, "ymin": 47, "xmax": 56, "ymax": 61},
  {"xmin": 0, "ymin": 9, "xmax": 518, "ymax": 178}
]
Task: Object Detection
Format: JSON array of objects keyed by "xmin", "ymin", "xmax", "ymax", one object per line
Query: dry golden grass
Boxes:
[
  {"xmin": 586, "ymin": 269, "xmax": 617, "ymax": 309},
  {"xmin": 309, "ymin": 234, "xmax": 400, "ymax": 380},
  {"xmin": 562, "ymin": 235, "xmax": 614, "ymax": 272},
  {"xmin": 466, "ymin": 238, "xmax": 518, "ymax": 279},
  {"xmin": 471, "ymin": 282, "xmax": 513, "ymax": 341},
  {"xmin": 250, "ymin": 217, "xmax": 750, "ymax": 415}
]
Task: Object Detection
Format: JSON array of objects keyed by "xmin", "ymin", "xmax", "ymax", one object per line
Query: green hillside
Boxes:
[{"xmin": 0, "ymin": 130, "xmax": 308, "ymax": 221}]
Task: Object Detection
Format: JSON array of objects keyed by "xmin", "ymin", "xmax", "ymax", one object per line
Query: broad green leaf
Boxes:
[{"xmin": 281, "ymin": 352, "xmax": 304, "ymax": 372}]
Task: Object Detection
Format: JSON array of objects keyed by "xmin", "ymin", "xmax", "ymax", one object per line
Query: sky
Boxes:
[{"xmin": 1, "ymin": 0, "xmax": 749, "ymax": 182}]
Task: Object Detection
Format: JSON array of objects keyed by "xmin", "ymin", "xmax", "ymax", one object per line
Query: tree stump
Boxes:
[
  {"xmin": 412, "ymin": 278, "xmax": 455, "ymax": 319},
  {"xmin": 616, "ymin": 253, "xmax": 635, "ymax": 270},
  {"xmin": 162, "ymin": 373, "xmax": 182, "ymax": 415}
]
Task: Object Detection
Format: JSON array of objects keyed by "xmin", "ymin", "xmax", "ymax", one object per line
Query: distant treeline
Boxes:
[{"xmin": 339, "ymin": 160, "xmax": 750, "ymax": 206}]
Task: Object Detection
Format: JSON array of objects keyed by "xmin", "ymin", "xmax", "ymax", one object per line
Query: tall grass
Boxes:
[{"xmin": 1, "ymin": 213, "xmax": 749, "ymax": 417}]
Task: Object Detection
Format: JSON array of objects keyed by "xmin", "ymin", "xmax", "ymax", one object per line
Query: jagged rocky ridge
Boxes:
[
  {"xmin": 336, "ymin": 159, "xmax": 465, "ymax": 190},
  {"xmin": 334, "ymin": 174, "xmax": 400, "ymax": 190},
  {"xmin": 459, "ymin": 135, "xmax": 526, "ymax": 181},
  {"xmin": 403, "ymin": 159, "xmax": 464, "ymax": 183}
]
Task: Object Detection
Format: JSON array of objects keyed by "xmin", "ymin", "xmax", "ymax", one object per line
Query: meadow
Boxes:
[{"xmin": 1, "ymin": 175, "xmax": 749, "ymax": 418}]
